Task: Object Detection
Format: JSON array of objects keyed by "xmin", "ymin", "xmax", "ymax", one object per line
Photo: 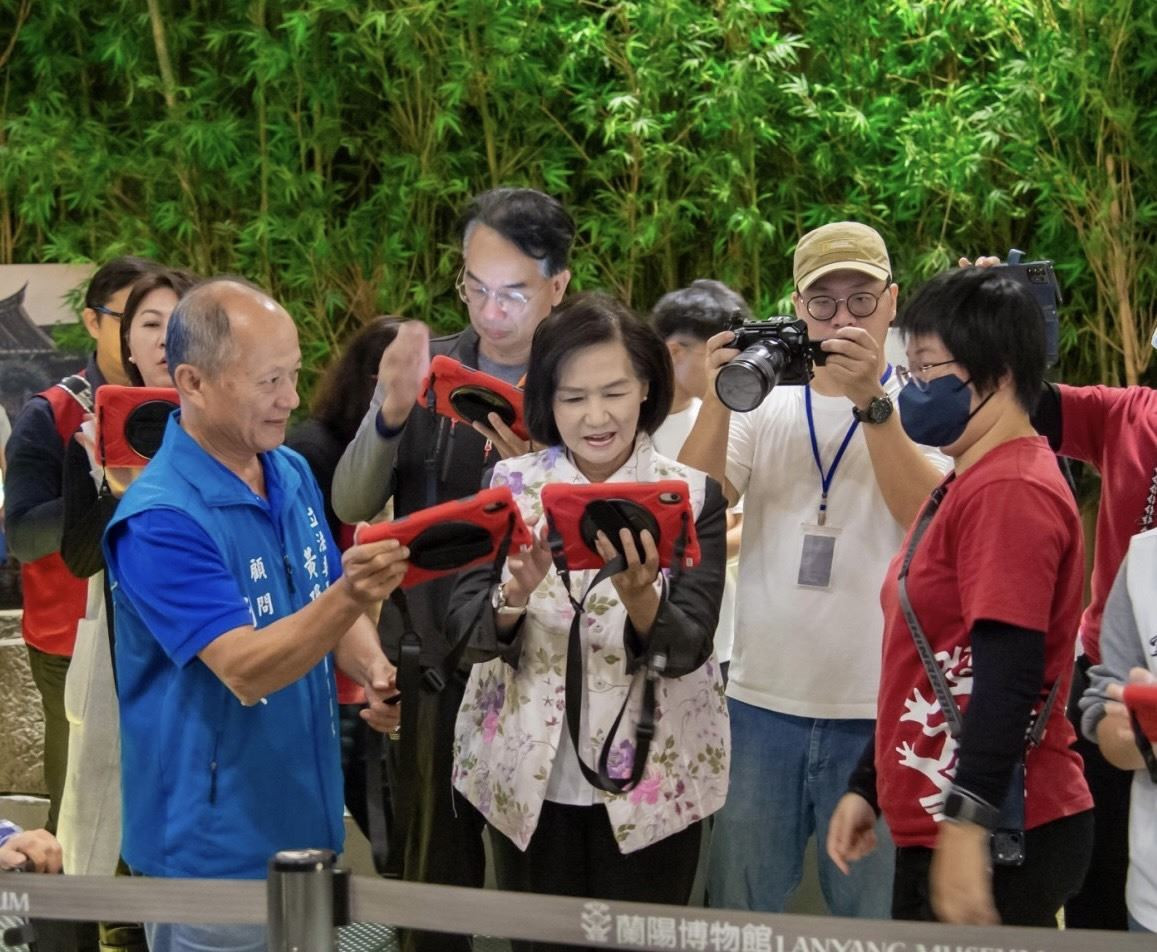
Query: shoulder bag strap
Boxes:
[{"xmin": 898, "ymin": 483, "xmax": 1063, "ymax": 746}]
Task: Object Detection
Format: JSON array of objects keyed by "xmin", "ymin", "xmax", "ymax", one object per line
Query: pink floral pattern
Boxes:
[{"xmin": 453, "ymin": 436, "xmax": 730, "ymax": 854}]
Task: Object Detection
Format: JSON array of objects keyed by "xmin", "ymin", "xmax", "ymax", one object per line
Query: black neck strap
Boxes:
[{"xmin": 546, "ymin": 509, "xmax": 690, "ymax": 794}]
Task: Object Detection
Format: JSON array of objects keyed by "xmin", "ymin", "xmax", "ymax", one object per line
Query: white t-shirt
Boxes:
[
  {"xmin": 725, "ymin": 375, "xmax": 947, "ymax": 719},
  {"xmin": 654, "ymin": 398, "xmax": 736, "ymax": 663},
  {"xmin": 652, "ymin": 399, "xmax": 702, "ymax": 460}
]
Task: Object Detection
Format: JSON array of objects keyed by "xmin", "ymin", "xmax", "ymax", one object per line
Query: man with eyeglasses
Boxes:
[
  {"xmin": 4, "ymin": 255, "xmax": 159, "ymax": 838},
  {"xmin": 332, "ymin": 186, "xmax": 573, "ymax": 952},
  {"xmin": 681, "ymin": 221, "xmax": 947, "ymax": 918}
]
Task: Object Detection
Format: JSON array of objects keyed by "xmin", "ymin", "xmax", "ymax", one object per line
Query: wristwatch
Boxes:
[
  {"xmin": 852, "ymin": 394, "xmax": 894, "ymax": 425},
  {"xmin": 490, "ymin": 583, "xmax": 527, "ymax": 620},
  {"xmin": 942, "ymin": 785, "xmax": 1001, "ymax": 830}
]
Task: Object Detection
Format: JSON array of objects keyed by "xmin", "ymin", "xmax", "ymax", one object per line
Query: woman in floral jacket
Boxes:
[{"xmin": 446, "ymin": 292, "xmax": 729, "ymax": 929}]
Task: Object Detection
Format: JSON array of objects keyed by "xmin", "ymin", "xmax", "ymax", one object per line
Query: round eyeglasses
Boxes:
[
  {"xmin": 896, "ymin": 360, "xmax": 959, "ymax": 392},
  {"xmin": 456, "ymin": 268, "xmax": 546, "ymax": 316},
  {"xmin": 803, "ymin": 289, "xmax": 885, "ymax": 322}
]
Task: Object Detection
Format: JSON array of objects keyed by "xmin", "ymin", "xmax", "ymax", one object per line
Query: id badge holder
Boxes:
[{"xmin": 797, "ymin": 522, "xmax": 841, "ymax": 590}]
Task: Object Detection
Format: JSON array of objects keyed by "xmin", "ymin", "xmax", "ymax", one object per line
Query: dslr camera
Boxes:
[
  {"xmin": 997, "ymin": 249, "xmax": 1062, "ymax": 368},
  {"xmin": 714, "ymin": 316, "xmax": 826, "ymax": 412}
]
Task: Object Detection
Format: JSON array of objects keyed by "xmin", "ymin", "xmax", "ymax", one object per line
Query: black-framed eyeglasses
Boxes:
[
  {"xmin": 90, "ymin": 304, "xmax": 124, "ymax": 320},
  {"xmin": 803, "ymin": 289, "xmax": 886, "ymax": 322},
  {"xmin": 896, "ymin": 360, "xmax": 959, "ymax": 392}
]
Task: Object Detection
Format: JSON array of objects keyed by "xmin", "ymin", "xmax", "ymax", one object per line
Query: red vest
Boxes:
[{"xmin": 19, "ymin": 378, "xmax": 91, "ymax": 656}]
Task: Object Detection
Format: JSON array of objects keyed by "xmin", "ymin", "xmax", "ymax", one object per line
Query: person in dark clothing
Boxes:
[
  {"xmin": 4, "ymin": 254, "xmax": 159, "ymax": 835},
  {"xmin": 288, "ymin": 315, "xmax": 402, "ymax": 543},
  {"xmin": 331, "ymin": 187, "xmax": 574, "ymax": 952},
  {"xmin": 61, "ymin": 268, "xmax": 197, "ymax": 579},
  {"xmin": 286, "ymin": 314, "xmax": 400, "ymax": 837},
  {"xmin": 57, "ymin": 267, "xmax": 193, "ymax": 952}
]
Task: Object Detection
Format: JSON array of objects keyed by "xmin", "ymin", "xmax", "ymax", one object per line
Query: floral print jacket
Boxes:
[{"xmin": 448, "ymin": 436, "xmax": 730, "ymax": 854}]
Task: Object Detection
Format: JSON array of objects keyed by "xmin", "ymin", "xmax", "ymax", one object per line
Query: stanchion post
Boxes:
[{"xmin": 267, "ymin": 849, "xmax": 338, "ymax": 952}]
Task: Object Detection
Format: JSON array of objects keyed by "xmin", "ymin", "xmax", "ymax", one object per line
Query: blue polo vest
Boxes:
[{"xmin": 105, "ymin": 415, "xmax": 344, "ymax": 878}]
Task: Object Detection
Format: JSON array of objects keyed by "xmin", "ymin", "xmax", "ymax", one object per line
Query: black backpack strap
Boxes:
[
  {"xmin": 368, "ymin": 588, "xmax": 421, "ymax": 879},
  {"xmin": 372, "ymin": 516, "xmax": 517, "ymax": 877},
  {"xmin": 436, "ymin": 512, "xmax": 517, "ymax": 686}
]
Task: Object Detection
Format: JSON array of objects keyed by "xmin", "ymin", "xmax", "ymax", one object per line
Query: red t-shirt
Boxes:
[
  {"xmin": 1058, "ymin": 384, "xmax": 1157, "ymax": 664},
  {"xmin": 876, "ymin": 436, "xmax": 1092, "ymax": 847}
]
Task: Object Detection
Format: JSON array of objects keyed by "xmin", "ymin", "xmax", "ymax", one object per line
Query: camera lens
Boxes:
[{"xmin": 715, "ymin": 343, "xmax": 786, "ymax": 412}]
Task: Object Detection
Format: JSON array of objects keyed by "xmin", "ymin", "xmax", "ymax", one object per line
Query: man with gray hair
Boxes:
[{"xmin": 103, "ymin": 278, "xmax": 409, "ymax": 952}]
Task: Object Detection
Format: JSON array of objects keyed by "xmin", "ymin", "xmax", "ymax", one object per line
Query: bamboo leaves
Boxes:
[{"xmin": 0, "ymin": 0, "xmax": 1152, "ymax": 391}]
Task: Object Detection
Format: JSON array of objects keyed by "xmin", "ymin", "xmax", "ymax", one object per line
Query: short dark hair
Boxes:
[
  {"xmin": 650, "ymin": 279, "xmax": 752, "ymax": 342},
  {"xmin": 310, "ymin": 315, "xmax": 402, "ymax": 444},
  {"xmin": 896, "ymin": 267, "xmax": 1046, "ymax": 413},
  {"xmin": 167, "ymin": 276, "xmax": 268, "ymax": 378},
  {"xmin": 85, "ymin": 256, "xmax": 162, "ymax": 310},
  {"xmin": 524, "ymin": 291, "xmax": 674, "ymax": 447},
  {"xmin": 120, "ymin": 268, "xmax": 200, "ymax": 386},
  {"xmin": 459, "ymin": 187, "xmax": 575, "ymax": 277}
]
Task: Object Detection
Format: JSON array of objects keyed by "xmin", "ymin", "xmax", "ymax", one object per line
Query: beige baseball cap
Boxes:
[{"xmin": 793, "ymin": 221, "xmax": 892, "ymax": 291}]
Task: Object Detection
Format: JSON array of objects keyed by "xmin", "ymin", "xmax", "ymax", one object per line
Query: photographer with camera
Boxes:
[
  {"xmin": 680, "ymin": 222, "xmax": 947, "ymax": 918},
  {"xmin": 827, "ymin": 267, "xmax": 1093, "ymax": 926}
]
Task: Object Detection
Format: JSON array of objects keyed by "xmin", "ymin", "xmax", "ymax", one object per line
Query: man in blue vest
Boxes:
[{"xmin": 104, "ymin": 278, "xmax": 408, "ymax": 952}]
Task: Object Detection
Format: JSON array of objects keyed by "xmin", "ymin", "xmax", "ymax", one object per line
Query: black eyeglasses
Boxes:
[
  {"xmin": 90, "ymin": 304, "xmax": 124, "ymax": 320},
  {"xmin": 802, "ymin": 288, "xmax": 887, "ymax": 322},
  {"xmin": 896, "ymin": 360, "xmax": 959, "ymax": 392}
]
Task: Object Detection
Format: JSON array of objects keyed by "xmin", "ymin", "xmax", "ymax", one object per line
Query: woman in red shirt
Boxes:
[{"xmin": 827, "ymin": 267, "xmax": 1093, "ymax": 925}]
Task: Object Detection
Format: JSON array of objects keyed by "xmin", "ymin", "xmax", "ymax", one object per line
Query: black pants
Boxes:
[
  {"xmin": 892, "ymin": 810, "xmax": 1094, "ymax": 927},
  {"xmin": 1064, "ymin": 656, "xmax": 1132, "ymax": 930},
  {"xmin": 391, "ymin": 673, "xmax": 486, "ymax": 952},
  {"xmin": 489, "ymin": 801, "xmax": 702, "ymax": 952},
  {"xmin": 25, "ymin": 645, "xmax": 70, "ymax": 834}
]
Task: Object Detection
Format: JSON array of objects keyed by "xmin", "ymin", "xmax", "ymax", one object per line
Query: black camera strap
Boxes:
[
  {"xmin": 546, "ymin": 509, "xmax": 690, "ymax": 794},
  {"xmin": 368, "ymin": 513, "xmax": 517, "ymax": 878},
  {"xmin": 897, "ymin": 484, "xmax": 1062, "ymax": 747}
]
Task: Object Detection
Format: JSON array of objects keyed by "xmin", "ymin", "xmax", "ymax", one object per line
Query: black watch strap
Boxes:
[
  {"xmin": 942, "ymin": 785, "xmax": 1002, "ymax": 829},
  {"xmin": 852, "ymin": 394, "xmax": 893, "ymax": 425}
]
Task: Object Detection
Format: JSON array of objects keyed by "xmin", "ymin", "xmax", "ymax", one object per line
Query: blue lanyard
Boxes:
[{"xmin": 805, "ymin": 366, "xmax": 891, "ymax": 526}]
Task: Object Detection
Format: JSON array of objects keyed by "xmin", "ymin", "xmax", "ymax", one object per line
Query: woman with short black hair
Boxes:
[
  {"xmin": 828, "ymin": 267, "xmax": 1094, "ymax": 926},
  {"xmin": 446, "ymin": 292, "xmax": 729, "ymax": 941}
]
